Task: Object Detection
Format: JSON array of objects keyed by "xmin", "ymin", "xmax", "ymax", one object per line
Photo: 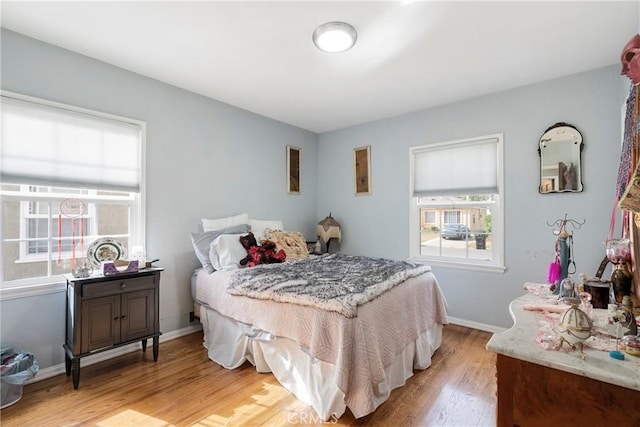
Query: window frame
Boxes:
[
  {"xmin": 0, "ymin": 91, "xmax": 146, "ymax": 297},
  {"xmin": 408, "ymin": 133, "xmax": 505, "ymax": 272}
]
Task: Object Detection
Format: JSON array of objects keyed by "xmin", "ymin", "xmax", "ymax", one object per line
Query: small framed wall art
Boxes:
[
  {"xmin": 354, "ymin": 145, "xmax": 371, "ymax": 196},
  {"xmin": 287, "ymin": 145, "xmax": 301, "ymax": 194}
]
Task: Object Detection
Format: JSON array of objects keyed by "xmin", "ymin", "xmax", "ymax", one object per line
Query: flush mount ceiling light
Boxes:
[{"xmin": 312, "ymin": 21, "xmax": 357, "ymax": 53}]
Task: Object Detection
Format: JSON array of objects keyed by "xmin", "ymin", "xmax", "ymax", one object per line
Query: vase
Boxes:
[{"xmin": 606, "ymin": 238, "xmax": 632, "ymax": 264}]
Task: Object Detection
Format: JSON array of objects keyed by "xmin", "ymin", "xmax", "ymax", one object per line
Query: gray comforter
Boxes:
[{"xmin": 227, "ymin": 253, "xmax": 432, "ymax": 318}]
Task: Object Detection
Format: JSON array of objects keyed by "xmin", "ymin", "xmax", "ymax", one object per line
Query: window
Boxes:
[
  {"xmin": 443, "ymin": 211, "xmax": 461, "ymax": 224},
  {"xmin": 423, "ymin": 210, "xmax": 436, "ymax": 224},
  {"xmin": 1, "ymin": 91, "xmax": 145, "ymax": 290},
  {"xmin": 409, "ymin": 133, "xmax": 504, "ymax": 272}
]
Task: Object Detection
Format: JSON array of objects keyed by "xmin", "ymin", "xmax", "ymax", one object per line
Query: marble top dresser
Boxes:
[{"xmin": 487, "ymin": 292, "xmax": 640, "ymax": 426}]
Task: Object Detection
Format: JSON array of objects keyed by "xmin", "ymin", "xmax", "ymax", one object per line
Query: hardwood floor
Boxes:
[{"xmin": 0, "ymin": 325, "xmax": 496, "ymax": 426}]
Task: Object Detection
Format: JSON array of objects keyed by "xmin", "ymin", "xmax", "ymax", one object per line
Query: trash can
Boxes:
[
  {"xmin": 475, "ymin": 234, "xmax": 487, "ymax": 250},
  {"xmin": 1, "ymin": 347, "xmax": 39, "ymax": 408}
]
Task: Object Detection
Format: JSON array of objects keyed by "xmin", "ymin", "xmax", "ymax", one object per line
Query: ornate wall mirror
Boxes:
[{"xmin": 538, "ymin": 122, "xmax": 584, "ymax": 193}]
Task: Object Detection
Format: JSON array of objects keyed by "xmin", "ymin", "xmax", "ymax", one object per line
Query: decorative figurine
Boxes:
[
  {"xmin": 554, "ymin": 303, "xmax": 593, "ymax": 359},
  {"xmin": 578, "ymin": 291, "xmax": 593, "ymax": 319},
  {"xmin": 619, "ymin": 296, "xmax": 638, "ymax": 336}
]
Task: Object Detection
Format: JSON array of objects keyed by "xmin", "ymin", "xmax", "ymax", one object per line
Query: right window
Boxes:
[{"xmin": 409, "ymin": 133, "xmax": 505, "ymax": 272}]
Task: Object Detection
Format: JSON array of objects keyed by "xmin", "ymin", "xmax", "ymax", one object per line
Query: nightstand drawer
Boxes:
[{"xmin": 83, "ymin": 275, "xmax": 156, "ymax": 298}]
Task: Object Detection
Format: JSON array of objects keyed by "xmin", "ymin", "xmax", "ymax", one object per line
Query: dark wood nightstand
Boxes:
[{"xmin": 63, "ymin": 267, "xmax": 163, "ymax": 389}]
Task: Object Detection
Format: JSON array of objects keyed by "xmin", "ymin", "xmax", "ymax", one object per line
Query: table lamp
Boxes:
[{"xmin": 317, "ymin": 213, "xmax": 341, "ymax": 253}]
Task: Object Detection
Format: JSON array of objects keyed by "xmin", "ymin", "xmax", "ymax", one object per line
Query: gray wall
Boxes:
[
  {"xmin": 0, "ymin": 29, "xmax": 319, "ymax": 369},
  {"xmin": 317, "ymin": 65, "xmax": 629, "ymax": 328}
]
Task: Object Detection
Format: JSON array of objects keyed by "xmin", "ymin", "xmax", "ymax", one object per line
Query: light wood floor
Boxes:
[{"xmin": 0, "ymin": 324, "xmax": 496, "ymax": 426}]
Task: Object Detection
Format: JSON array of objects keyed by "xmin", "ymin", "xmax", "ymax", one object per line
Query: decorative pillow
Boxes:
[
  {"xmin": 190, "ymin": 224, "xmax": 249, "ymax": 273},
  {"xmin": 202, "ymin": 213, "xmax": 249, "ymax": 232},
  {"xmin": 209, "ymin": 234, "xmax": 248, "ymax": 271},
  {"xmin": 264, "ymin": 230, "xmax": 309, "ymax": 260},
  {"xmin": 248, "ymin": 218, "xmax": 284, "ymax": 241}
]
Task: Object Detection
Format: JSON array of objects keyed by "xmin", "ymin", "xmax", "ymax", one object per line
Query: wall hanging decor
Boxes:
[
  {"xmin": 354, "ymin": 145, "xmax": 371, "ymax": 196},
  {"xmin": 287, "ymin": 145, "xmax": 301, "ymax": 194}
]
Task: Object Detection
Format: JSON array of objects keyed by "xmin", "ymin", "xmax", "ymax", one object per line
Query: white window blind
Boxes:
[
  {"xmin": 1, "ymin": 94, "xmax": 142, "ymax": 192},
  {"xmin": 412, "ymin": 137, "xmax": 498, "ymax": 197}
]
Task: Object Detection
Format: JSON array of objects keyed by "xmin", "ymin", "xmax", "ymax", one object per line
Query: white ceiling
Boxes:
[{"xmin": 1, "ymin": 1, "xmax": 639, "ymax": 133}]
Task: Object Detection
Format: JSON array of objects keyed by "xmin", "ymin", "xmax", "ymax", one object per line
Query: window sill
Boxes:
[
  {"xmin": 1, "ymin": 280, "xmax": 66, "ymax": 301},
  {"xmin": 408, "ymin": 257, "xmax": 506, "ymax": 274}
]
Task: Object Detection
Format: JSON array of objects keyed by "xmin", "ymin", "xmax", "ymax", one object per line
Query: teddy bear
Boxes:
[{"xmin": 239, "ymin": 232, "xmax": 286, "ymax": 267}]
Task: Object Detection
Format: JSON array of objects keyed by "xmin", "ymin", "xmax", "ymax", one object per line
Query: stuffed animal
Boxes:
[{"xmin": 239, "ymin": 232, "xmax": 286, "ymax": 267}]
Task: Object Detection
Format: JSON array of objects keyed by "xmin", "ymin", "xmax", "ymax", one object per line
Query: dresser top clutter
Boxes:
[{"xmin": 486, "ymin": 289, "xmax": 640, "ymax": 392}]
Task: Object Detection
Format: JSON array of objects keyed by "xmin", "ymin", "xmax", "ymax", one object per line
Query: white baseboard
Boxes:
[
  {"xmin": 447, "ymin": 316, "xmax": 506, "ymax": 334},
  {"xmin": 29, "ymin": 324, "xmax": 203, "ymax": 384}
]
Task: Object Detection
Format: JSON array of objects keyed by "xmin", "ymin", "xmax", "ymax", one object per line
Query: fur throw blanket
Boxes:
[{"xmin": 227, "ymin": 253, "xmax": 431, "ymax": 318}]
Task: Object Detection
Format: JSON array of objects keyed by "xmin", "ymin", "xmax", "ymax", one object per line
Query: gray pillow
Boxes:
[{"xmin": 190, "ymin": 224, "xmax": 249, "ymax": 273}]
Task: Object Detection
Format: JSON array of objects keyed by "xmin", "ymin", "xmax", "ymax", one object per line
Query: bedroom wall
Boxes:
[
  {"xmin": 317, "ymin": 65, "xmax": 630, "ymax": 330},
  {"xmin": 0, "ymin": 29, "xmax": 319, "ymax": 369}
]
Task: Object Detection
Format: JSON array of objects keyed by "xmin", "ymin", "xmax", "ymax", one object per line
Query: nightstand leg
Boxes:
[
  {"xmin": 65, "ymin": 353, "xmax": 71, "ymax": 376},
  {"xmin": 141, "ymin": 338, "xmax": 147, "ymax": 352},
  {"xmin": 71, "ymin": 358, "xmax": 81, "ymax": 389},
  {"xmin": 153, "ymin": 336, "xmax": 159, "ymax": 362}
]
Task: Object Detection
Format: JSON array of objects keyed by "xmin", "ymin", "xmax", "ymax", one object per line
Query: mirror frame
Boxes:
[{"xmin": 538, "ymin": 122, "xmax": 584, "ymax": 194}]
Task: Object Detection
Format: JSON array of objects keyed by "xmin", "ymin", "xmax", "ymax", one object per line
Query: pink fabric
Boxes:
[
  {"xmin": 194, "ymin": 268, "xmax": 448, "ymax": 418},
  {"xmin": 523, "ymin": 303, "xmax": 568, "ymax": 314}
]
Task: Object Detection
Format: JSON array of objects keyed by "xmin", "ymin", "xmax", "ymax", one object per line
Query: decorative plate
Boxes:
[{"xmin": 87, "ymin": 237, "xmax": 127, "ymax": 268}]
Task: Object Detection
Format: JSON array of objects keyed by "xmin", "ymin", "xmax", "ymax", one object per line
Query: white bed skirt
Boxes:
[{"xmin": 200, "ymin": 305, "xmax": 443, "ymax": 420}]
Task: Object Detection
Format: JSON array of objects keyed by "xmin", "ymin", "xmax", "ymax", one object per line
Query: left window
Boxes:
[{"xmin": 1, "ymin": 92, "xmax": 145, "ymax": 290}]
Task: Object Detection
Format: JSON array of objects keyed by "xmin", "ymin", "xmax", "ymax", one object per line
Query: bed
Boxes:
[{"xmin": 189, "ymin": 216, "xmax": 448, "ymax": 420}]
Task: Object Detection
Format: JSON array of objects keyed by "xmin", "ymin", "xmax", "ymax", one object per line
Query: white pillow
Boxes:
[
  {"xmin": 209, "ymin": 234, "xmax": 247, "ymax": 271},
  {"xmin": 190, "ymin": 224, "xmax": 250, "ymax": 273},
  {"xmin": 248, "ymin": 218, "xmax": 284, "ymax": 240},
  {"xmin": 202, "ymin": 213, "xmax": 249, "ymax": 232}
]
